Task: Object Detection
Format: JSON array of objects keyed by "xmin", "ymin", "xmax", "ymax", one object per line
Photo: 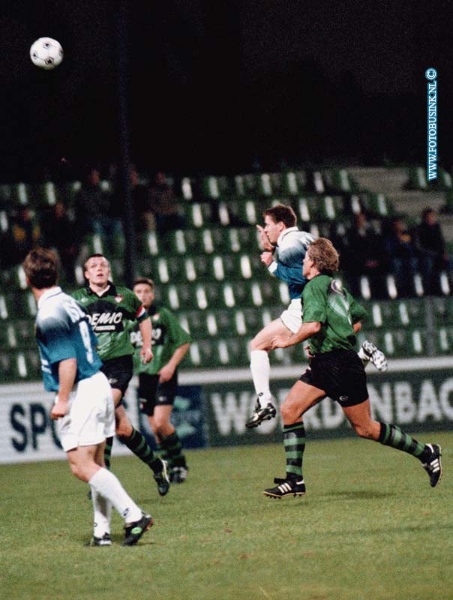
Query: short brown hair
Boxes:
[
  {"xmin": 23, "ymin": 247, "xmax": 59, "ymax": 289},
  {"xmin": 84, "ymin": 253, "xmax": 110, "ymax": 270},
  {"xmin": 133, "ymin": 277, "xmax": 155, "ymax": 289},
  {"xmin": 263, "ymin": 204, "xmax": 297, "ymax": 228},
  {"xmin": 308, "ymin": 238, "xmax": 339, "ymax": 275}
]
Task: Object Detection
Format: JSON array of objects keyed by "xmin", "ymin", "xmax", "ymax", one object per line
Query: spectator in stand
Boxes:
[
  {"xmin": 382, "ymin": 215, "xmax": 419, "ymax": 297},
  {"xmin": 41, "ymin": 201, "xmax": 80, "ymax": 285},
  {"xmin": 74, "ymin": 166, "xmax": 123, "ymax": 251},
  {"xmin": 130, "ymin": 164, "xmax": 155, "ymax": 233},
  {"xmin": 148, "ymin": 171, "xmax": 186, "ymax": 234},
  {"xmin": 2, "ymin": 206, "xmax": 43, "ymax": 267},
  {"xmin": 412, "ymin": 207, "xmax": 452, "ymax": 295},
  {"xmin": 339, "ymin": 212, "xmax": 388, "ymax": 299}
]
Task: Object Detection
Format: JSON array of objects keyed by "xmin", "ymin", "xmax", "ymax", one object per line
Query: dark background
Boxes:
[{"xmin": 1, "ymin": 0, "xmax": 452, "ymax": 181}]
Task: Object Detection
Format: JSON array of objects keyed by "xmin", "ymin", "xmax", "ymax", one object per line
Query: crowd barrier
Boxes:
[{"xmin": 1, "ymin": 356, "xmax": 453, "ymax": 465}]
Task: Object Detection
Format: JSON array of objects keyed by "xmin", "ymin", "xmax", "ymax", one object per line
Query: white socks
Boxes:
[
  {"xmin": 250, "ymin": 349, "xmax": 272, "ymax": 405},
  {"xmin": 91, "ymin": 486, "xmax": 112, "ymax": 538},
  {"xmin": 89, "ymin": 468, "xmax": 142, "ymax": 527}
]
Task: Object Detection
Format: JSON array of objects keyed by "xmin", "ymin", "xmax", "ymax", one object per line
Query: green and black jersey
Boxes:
[
  {"xmin": 129, "ymin": 304, "xmax": 191, "ymax": 375},
  {"xmin": 302, "ymin": 274, "xmax": 368, "ymax": 355},
  {"xmin": 72, "ymin": 282, "xmax": 149, "ymax": 361}
]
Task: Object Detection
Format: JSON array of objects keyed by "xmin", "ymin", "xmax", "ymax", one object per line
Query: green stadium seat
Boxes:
[
  {"xmin": 200, "ymin": 176, "xmax": 234, "ymax": 200},
  {"xmin": 436, "ymin": 327, "xmax": 453, "ymax": 354},
  {"xmin": 224, "ymin": 199, "xmax": 262, "ymax": 226},
  {"xmin": 374, "ymin": 328, "xmax": 425, "ymax": 358},
  {"xmin": 280, "ymin": 170, "xmax": 309, "ymax": 196},
  {"xmin": 183, "ymin": 202, "xmax": 214, "ymax": 228},
  {"xmin": 0, "ymin": 322, "xmax": 19, "ymax": 349},
  {"xmin": 0, "ymin": 349, "xmax": 41, "ymax": 382},
  {"xmin": 183, "ymin": 255, "xmax": 213, "ymax": 282},
  {"xmin": 233, "ymin": 174, "xmax": 269, "ymax": 197},
  {"xmin": 432, "ymin": 296, "xmax": 453, "ymax": 326},
  {"xmin": 138, "ymin": 231, "xmax": 160, "ymax": 256},
  {"xmin": 210, "ymin": 227, "xmax": 260, "ymax": 254},
  {"xmin": 184, "ymin": 337, "xmax": 249, "ymax": 368},
  {"xmin": 153, "ymin": 256, "xmax": 186, "ymax": 284},
  {"xmin": 370, "ymin": 298, "xmax": 427, "ymax": 329},
  {"xmin": 324, "ymin": 168, "xmax": 361, "ymax": 193},
  {"xmin": 28, "ymin": 181, "xmax": 58, "ymax": 207},
  {"xmin": 161, "ymin": 229, "xmax": 207, "ymax": 255},
  {"xmin": 360, "ymin": 192, "xmax": 394, "ymax": 218},
  {"xmin": 1, "ymin": 292, "xmax": 37, "ymax": 320}
]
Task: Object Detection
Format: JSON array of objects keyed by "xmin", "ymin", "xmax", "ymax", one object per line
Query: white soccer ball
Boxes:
[{"xmin": 30, "ymin": 37, "xmax": 63, "ymax": 70}]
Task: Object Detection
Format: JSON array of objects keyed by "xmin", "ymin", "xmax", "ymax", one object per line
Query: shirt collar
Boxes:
[
  {"xmin": 87, "ymin": 281, "xmax": 117, "ymax": 296},
  {"xmin": 277, "ymin": 226, "xmax": 298, "ymax": 246},
  {"xmin": 38, "ymin": 286, "xmax": 63, "ymax": 309}
]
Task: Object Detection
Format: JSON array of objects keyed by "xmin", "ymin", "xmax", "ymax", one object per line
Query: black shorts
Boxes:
[
  {"xmin": 100, "ymin": 355, "xmax": 134, "ymax": 398},
  {"xmin": 138, "ymin": 372, "xmax": 178, "ymax": 416},
  {"xmin": 300, "ymin": 349, "xmax": 369, "ymax": 407}
]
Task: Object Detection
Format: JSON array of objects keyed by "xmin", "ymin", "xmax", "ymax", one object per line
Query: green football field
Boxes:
[{"xmin": 1, "ymin": 431, "xmax": 452, "ymax": 600}]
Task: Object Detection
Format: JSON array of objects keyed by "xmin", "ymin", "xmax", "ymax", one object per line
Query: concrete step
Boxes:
[{"xmin": 348, "ymin": 167, "xmax": 410, "ymax": 193}]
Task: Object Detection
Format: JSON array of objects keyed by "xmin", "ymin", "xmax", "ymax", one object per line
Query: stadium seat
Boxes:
[
  {"xmin": 161, "ymin": 229, "xmax": 207, "ymax": 256},
  {"xmin": 0, "ymin": 322, "xmax": 19, "ymax": 349},
  {"xmin": 8, "ymin": 183, "xmax": 32, "ymax": 206},
  {"xmin": 436, "ymin": 327, "xmax": 453, "ymax": 354},
  {"xmin": 432, "ymin": 296, "xmax": 453, "ymax": 326},
  {"xmin": 279, "ymin": 170, "xmax": 309, "ymax": 196},
  {"xmin": 232, "ymin": 173, "xmax": 272, "ymax": 198},
  {"xmin": 183, "ymin": 253, "xmax": 257, "ymax": 282},
  {"xmin": 138, "ymin": 231, "xmax": 160, "ymax": 256},
  {"xmin": 183, "ymin": 202, "xmax": 215, "ymax": 228},
  {"xmin": 1, "ymin": 292, "xmax": 37, "ymax": 320},
  {"xmin": 157, "ymin": 283, "xmax": 205, "ymax": 311},
  {"xmin": 200, "ymin": 175, "xmax": 234, "ymax": 200},
  {"xmin": 223, "ymin": 199, "xmax": 263, "ymax": 226},
  {"xmin": 179, "ymin": 310, "xmax": 217, "ymax": 338},
  {"xmin": 375, "ymin": 298, "xmax": 427, "ymax": 329},
  {"xmin": 0, "ymin": 349, "xmax": 41, "ymax": 382},
  {"xmin": 360, "ymin": 192, "xmax": 394, "ymax": 218},
  {"xmin": 153, "ymin": 256, "xmax": 186, "ymax": 284},
  {"xmin": 184, "ymin": 337, "xmax": 249, "ymax": 368},
  {"xmin": 29, "ymin": 181, "xmax": 58, "ymax": 207},
  {"xmin": 374, "ymin": 328, "xmax": 425, "ymax": 358},
  {"xmin": 324, "ymin": 168, "xmax": 361, "ymax": 193},
  {"xmin": 0, "ymin": 264, "xmax": 29, "ymax": 291},
  {"xmin": 210, "ymin": 227, "xmax": 260, "ymax": 254},
  {"xmin": 183, "ymin": 255, "xmax": 212, "ymax": 282}
]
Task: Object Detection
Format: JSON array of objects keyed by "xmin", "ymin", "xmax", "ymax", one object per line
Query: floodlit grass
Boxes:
[{"xmin": 1, "ymin": 431, "xmax": 452, "ymax": 600}]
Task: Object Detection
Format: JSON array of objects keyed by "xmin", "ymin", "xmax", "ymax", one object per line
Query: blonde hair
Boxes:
[{"xmin": 308, "ymin": 238, "xmax": 339, "ymax": 274}]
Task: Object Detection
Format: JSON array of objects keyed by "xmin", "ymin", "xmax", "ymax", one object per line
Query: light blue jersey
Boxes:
[
  {"xmin": 35, "ymin": 287, "xmax": 102, "ymax": 392},
  {"xmin": 268, "ymin": 227, "xmax": 315, "ymax": 299}
]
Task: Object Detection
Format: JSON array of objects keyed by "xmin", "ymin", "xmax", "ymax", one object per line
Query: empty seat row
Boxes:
[
  {"xmin": 176, "ymin": 192, "xmax": 394, "ymax": 230},
  {"xmin": 179, "ymin": 168, "xmax": 363, "ymax": 202},
  {"xmin": 183, "ymin": 335, "xmax": 307, "ymax": 369},
  {"xmin": 154, "ymin": 279, "xmax": 290, "ymax": 311},
  {"xmin": 0, "ymin": 180, "xmax": 83, "ymax": 209},
  {"xmin": 357, "ymin": 325, "xmax": 453, "ymax": 358},
  {"xmin": 0, "ymin": 349, "xmax": 42, "ymax": 382},
  {"xmin": 179, "ymin": 307, "xmax": 280, "ymax": 339}
]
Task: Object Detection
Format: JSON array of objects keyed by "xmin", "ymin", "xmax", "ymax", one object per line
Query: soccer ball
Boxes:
[{"xmin": 30, "ymin": 37, "xmax": 63, "ymax": 70}]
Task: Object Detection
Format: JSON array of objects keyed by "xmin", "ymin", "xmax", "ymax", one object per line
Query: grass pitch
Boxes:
[{"xmin": 1, "ymin": 431, "xmax": 452, "ymax": 600}]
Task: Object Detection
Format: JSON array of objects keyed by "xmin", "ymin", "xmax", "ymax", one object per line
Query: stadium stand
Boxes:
[{"xmin": 2, "ymin": 165, "xmax": 453, "ymax": 380}]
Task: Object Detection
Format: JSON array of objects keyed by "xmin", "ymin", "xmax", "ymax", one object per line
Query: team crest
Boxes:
[{"xmin": 115, "ymin": 295, "xmax": 123, "ymax": 303}]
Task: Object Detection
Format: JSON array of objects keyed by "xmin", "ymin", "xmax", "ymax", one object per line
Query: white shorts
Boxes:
[
  {"xmin": 280, "ymin": 298, "xmax": 303, "ymax": 334},
  {"xmin": 56, "ymin": 371, "xmax": 115, "ymax": 452}
]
